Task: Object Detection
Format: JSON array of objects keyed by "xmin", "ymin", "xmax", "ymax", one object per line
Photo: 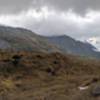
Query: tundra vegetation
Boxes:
[{"xmin": 0, "ymin": 51, "xmax": 99, "ymax": 99}]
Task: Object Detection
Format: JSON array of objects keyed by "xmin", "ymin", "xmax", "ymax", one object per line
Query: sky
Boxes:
[{"xmin": 0, "ymin": 0, "xmax": 100, "ymax": 49}]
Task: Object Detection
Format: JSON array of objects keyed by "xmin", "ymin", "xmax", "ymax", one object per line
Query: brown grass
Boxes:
[{"xmin": 0, "ymin": 51, "xmax": 99, "ymax": 99}]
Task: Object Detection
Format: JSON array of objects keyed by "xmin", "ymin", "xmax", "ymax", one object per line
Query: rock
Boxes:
[{"xmin": 92, "ymin": 86, "xmax": 100, "ymax": 97}]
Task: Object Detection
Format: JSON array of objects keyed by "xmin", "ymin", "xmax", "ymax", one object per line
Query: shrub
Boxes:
[{"xmin": 12, "ymin": 55, "xmax": 22, "ymax": 66}]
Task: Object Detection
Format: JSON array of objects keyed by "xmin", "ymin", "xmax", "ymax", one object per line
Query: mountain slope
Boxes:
[
  {"xmin": 46, "ymin": 35, "xmax": 100, "ymax": 58},
  {"xmin": 0, "ymin": 26, "xmax": 60, "ymax": 52},
  {"xmin": 0, "ymin": 25, "xmax": 100, "ymax": 58}
]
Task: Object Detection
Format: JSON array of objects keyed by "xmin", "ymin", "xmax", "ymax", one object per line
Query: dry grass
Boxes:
[{"xmin": 0, "ymin": 51, "xmax": 99, "ymax": 99}]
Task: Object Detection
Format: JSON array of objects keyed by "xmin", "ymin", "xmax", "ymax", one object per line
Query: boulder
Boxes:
[{"xmin": 92, "ymin": 86, "xmax": 100, "ymax": 97}]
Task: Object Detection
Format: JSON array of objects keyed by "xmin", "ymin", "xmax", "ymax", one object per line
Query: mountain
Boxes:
[
  {"xmin": 46, "ymin": 35, "xmax": 100, "ymax": 58},
  {"xmin": 0, "ymin": 25, "xmax": 100, "ymax": 58},
  {"xmin": 0, "ymin": 26, "xmax": 60, "ymax": 52}
]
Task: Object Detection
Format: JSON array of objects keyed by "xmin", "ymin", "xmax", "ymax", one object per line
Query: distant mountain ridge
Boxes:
[
  {"xmin": 46, "ymin": 35, "xmax": 100, "ymax": 58},
  {"xmin": 0, "ymin": 25, "xmax": 100, "ymax": 58},
  {"xmin": 0, "ymin": 26, "xmax": 60, "ymax": 52}
]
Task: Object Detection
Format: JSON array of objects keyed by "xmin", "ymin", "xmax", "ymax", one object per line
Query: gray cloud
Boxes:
[
  {"xmin": 0, "ymin": 0, "xmax": 33, "ymax": 14},
  {"xmin": 42, "ymin": 0, "xmax": 100, "ymax": 15},
  {"xmin": 0, "ymin": 0, "xmax": 99, "ymax": 38},
  {"xmin": 0, "ymin": 0, "xmax": 100, "ymax": 15}
]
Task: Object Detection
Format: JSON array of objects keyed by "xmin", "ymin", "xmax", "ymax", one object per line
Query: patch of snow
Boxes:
[
  {"xmin": 82, "ymin": 37, "xmax": 100, "ymax": 52},
  {"xmin": 78, "ymin": 86, "xmax": 89, "ymax": 91},
  {"xmin": 93, "ymin": 48, "xmax": 100, "ymax": 52}
]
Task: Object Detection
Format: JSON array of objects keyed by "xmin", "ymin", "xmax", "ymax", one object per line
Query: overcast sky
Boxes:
[{"xmin": 0, "ymin": 0, "xmax": 100, "ymax": 49}]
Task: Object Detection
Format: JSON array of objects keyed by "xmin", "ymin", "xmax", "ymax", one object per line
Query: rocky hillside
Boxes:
[
  {"xmin": 0, "ymin": 51, "xmax": 100, "ymax": 100},
  {"xmin": 46, "ymin": 35, "xmax": 100, "ymax": 58},
  {"xmin": 0, "ymin": 26, "xmax": 60, "ymax": 52},
  {"xmin": 0, "ymin": 25, "xmax": 100, "ymax": 59}
]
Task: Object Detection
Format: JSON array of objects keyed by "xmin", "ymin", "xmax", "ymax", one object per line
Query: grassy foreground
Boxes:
[{"xmin": 0, "ymin": 51, "xmax": 99, "ymax": 100}]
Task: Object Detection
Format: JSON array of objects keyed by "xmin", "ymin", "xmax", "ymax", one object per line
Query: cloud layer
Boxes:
[{"xmin": 0, "ymin": 0, "xmax": 100, "ymax": 15}]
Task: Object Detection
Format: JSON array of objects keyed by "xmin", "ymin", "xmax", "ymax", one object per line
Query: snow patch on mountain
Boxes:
[{"xmin": 86, "ymin": 37, "xmax": 100, "ymax": 52}]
